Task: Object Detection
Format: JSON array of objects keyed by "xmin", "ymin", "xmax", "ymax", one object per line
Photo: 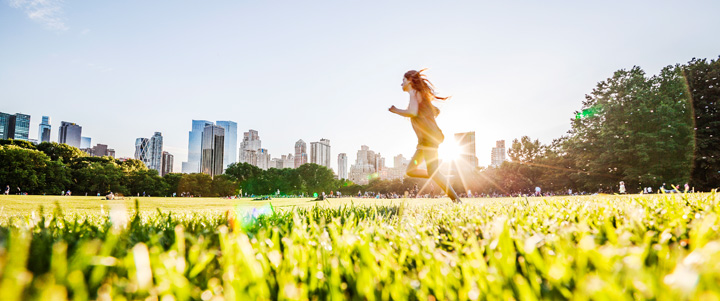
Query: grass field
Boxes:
[
  {"xmin": 0, "ymin": 195, "xmax": 514, "ymax": 221},
  {"xmin": 0, "ymin": 193, "xmax": 719, "ymax": 300}
]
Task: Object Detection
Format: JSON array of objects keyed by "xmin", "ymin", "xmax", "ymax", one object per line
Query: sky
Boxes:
[{"xmin": 2, "ymin": 0, "xmax": 719, "ymax": 173}]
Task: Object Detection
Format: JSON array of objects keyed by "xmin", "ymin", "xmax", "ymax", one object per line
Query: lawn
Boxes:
[
  {"xmin": 0, "ymin": 192, "xmax": 718, "ymax": 300},
  {"xmin": 0, "ymin": 194, "xmax": 518, "ymax": 222}
]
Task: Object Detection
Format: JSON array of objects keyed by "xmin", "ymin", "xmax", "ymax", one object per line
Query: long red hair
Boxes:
[{"xmin": 404, "ymin": 69, "xmax": 448, "ymax": 116}]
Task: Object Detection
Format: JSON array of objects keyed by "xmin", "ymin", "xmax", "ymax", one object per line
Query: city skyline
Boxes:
[
  {"xmin": 1, "ymin": 111, "xmax": 504, "ymax": 176},
  {"xmin": 2, "ymin": 1, "xmax": 719, "ymax": 172}
]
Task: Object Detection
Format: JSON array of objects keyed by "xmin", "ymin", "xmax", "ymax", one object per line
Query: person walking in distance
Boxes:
[{"xmin": 389, "ymin": 69, "xmax": 461, "ymax": 203}]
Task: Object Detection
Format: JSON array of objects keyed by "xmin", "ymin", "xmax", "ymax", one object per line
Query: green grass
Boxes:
[
  {"xmin": 0, "ymin": 193, "xmax": 719, "ymax": 300},
  {"xmin": 0, "ymin": 195, "xmax": 514, "ymax": 222}
]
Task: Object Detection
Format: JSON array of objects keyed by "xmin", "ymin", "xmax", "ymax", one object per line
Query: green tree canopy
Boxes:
[
  {"xmin": 36, "ymin": 142, "xmax": 86, "ymax": 163},
  {"xmin": 683, "ymin": 57, "xmax": 720, "ymax": 190}
]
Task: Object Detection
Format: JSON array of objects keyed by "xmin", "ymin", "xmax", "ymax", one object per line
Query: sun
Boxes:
[{"xmin": 438, "ymin": 141, "xmax": 461, "ymax": 162}]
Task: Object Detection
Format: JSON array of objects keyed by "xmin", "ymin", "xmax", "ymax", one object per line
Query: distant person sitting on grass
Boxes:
[{"xmin": 4, "ymin": 185, "xmax": 8, "ymax": 195}]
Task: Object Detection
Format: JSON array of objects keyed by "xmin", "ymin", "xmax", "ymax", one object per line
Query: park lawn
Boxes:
[
  {"xmin": 0, "ymin": 192, "xmax": 718, "ymax": 299},
  {"xmin": 1, "ymin": 194, "xmax": 546, "ymax": 222}
]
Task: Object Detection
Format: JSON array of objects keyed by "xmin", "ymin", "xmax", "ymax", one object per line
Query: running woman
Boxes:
[{"xmin": 389, "ymin": 69, "xmax": 461, "ymax": 203}]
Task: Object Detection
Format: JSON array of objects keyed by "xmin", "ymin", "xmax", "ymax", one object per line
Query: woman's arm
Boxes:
[{"xmin": 389, "ymin": 92, "xmax": 419, "ymax": 117}]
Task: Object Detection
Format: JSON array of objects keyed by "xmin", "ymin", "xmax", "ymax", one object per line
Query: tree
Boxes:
[
  {"xmin": 125, "ymin": 169, "xmax": 166, "ymax": 196},
  {"xmin": 0, "ymin": 145, "xmax": 58, "ymax": 194},
  {"xmin": 501, "ymin": 136, "xmax": 545, "ymax": 193},
  {"xmin": 178, "ymin": 173, "xmax": 213, "ymax": 197},
  {"xmin": 211, "ymin": 175, "xmax": 238, "ymax": 197},
  {"xmin": 508, "ymin": 136, "xmax": 544, "ymax": 163},
  {"xmin": 296, "ymin": 163, "xmax": 336, "ymax": 195},
  {"xmin": 536, "ymin": 137, "xmax": 579, "ymax": 193},
  {"xmin": 162, "ymin": 173, "xmax": 184, "ymax": 196},
  {"xmin": 224, "ymin": 162, "xmax": 262, "ymax": 183},
  {"xmin": 683, "ymin": 57, "xmax": 720, "ymax": 190},
  {"xmin": 72, "ymin": 160, "xmax": 126, "ymax": 195},
  {"xmin": 119, "ymin": 159, "xmax": 148, "ymax": 173},
  {"xmin": 0, "ymin": 139, "xmax": 37, "ymax": 149},
  {"xmin": 565, "ymin": 66, "xmax": 694, "ymax": 192},
  {"xmin": 36, "ymin": 142, "xmax": 86, "ymax": 163}
]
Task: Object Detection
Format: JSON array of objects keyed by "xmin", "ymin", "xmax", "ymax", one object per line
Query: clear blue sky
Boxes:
[{"xmin": 2, "ymin": 0, "xmax": 719, "ymax": 173}]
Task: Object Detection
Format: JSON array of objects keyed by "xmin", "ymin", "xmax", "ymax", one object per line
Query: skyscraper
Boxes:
[
  {"xmin": 294, "ymin": 139, "xmax": 307, "ymax": 167},
  {"xmin": 380, "ymin": 154, "xmax": 408, "ymax": 181},
  {"xmin": 455, "ymin": 132, "xmax": 479, "ymax": 168},
  {"xmin": 338, "ymin": 153, "xmax": 348, "ymax": 179},
  {"xmin": 0, "ymin": 113, "xmax": 10, "ymax": 139},
  {"xmin": 216, "ymin": 120, "xmax": 238, "ymax": 169},
  {"xmin": 161, "ymin": 151, "xmax": 174, "ymax": 176},
  {"xmin": 38, "ymin": 116, "xmax": 51, "ymax": 143},
  {"xmin": 283, "ymin": 153, "xmax": 295, "ymax": 169},
  {"xmin": 348, "ymin": 145, "xmax": 383, "ymax": 185},
  {"xmin": 134, "ymin": 138, "xmax": 150, "ymax": 166},
  {"xmin": 182, "ymin": 120, "xmax": 213, "ymax": 173},
  {"xmin": 239, "ymin": 129, "xmax": 261, "ymax": 165},
  {"xmin": 12, "ymin": 113, "xmax": 30, "ymax": 141},
  {"xmin": 88, "ymin": 144, "xmax": 114, "ymax": 158},
  {"xmin": 491, "ymin": 140, "xmax": 506, "ymax": 167},
  {"xmin": 201, "ymin": 125, "xmax": 225, "ymax": 177},
  {"xmin": 134, "ymin": 132, "xmax": 164, "ymax": 173},
  {"xmin": 310, "ymin": 138, "xmax": 331, "ymax": 168},
  {"xmin": 81, "ymin": 137, "xmax": 92, "ymax": 149},
  {"xmin": 257, "ymin": 148, "xmax": 271, "ymax": 170},
  {"xmin": 394, "ymin": 154, "xmax": 409, "ymax": 169},
  {"xmin": 0, "ymin": 112, "xmax": 31, "ymax": 140},
  {"xmin": 58, "ymin": 121, "xmax": 82, "ymax": 148},
  {"xmin": 148, "ymin": 132, "xmax": 163, "ymax": 173}
]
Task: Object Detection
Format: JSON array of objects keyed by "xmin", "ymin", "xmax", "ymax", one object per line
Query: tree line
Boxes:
[
  {"xmin": 0, "ymin": 140, "xmax": 237, "ymax": 196},
  {"xmin": 449, "ymin": 57, "xmax": 719, "ymax": 195},
  {"xmin": 0, "ymin": 140, "xmax": 353, "ymax": 197}
]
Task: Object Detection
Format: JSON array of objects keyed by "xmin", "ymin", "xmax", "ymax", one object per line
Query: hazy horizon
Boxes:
[{"xmin": 2, "ymin": 0, "xmax": 719, "ymax": 173}]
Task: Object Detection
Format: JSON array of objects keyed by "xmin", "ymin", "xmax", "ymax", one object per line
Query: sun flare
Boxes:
[{"xmin": 438, "ymin": 141, "xmax": 461, "ymax": 162}]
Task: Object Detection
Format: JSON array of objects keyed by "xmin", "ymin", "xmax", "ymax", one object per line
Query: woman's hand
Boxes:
[{"xmin": 388, "ymin": 105, "xmax": 398, "ymax": 113}]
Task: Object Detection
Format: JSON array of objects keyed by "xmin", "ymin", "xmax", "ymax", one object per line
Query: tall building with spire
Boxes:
[
  {"xmin": 38, "ymin": 116, "xmax": 51, "ymax": 143},
  {"xmin": 294, "ymin": 139, "xmax": 307, "ymax": 167}
]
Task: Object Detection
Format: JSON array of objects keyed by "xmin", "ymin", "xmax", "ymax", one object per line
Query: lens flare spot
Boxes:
[{"xmin": 439, "ymin": 141, "xmax": 461, "ymax": 161}]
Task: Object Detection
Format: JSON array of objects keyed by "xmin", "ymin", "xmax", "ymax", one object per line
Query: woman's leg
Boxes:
[
  {"xmin": 423, "ymin": 147, "xmax": 461, "ymax": 202},
  {"xmin": 405, "ymin": 148, "xmax": 430, "ymax": 178}
]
